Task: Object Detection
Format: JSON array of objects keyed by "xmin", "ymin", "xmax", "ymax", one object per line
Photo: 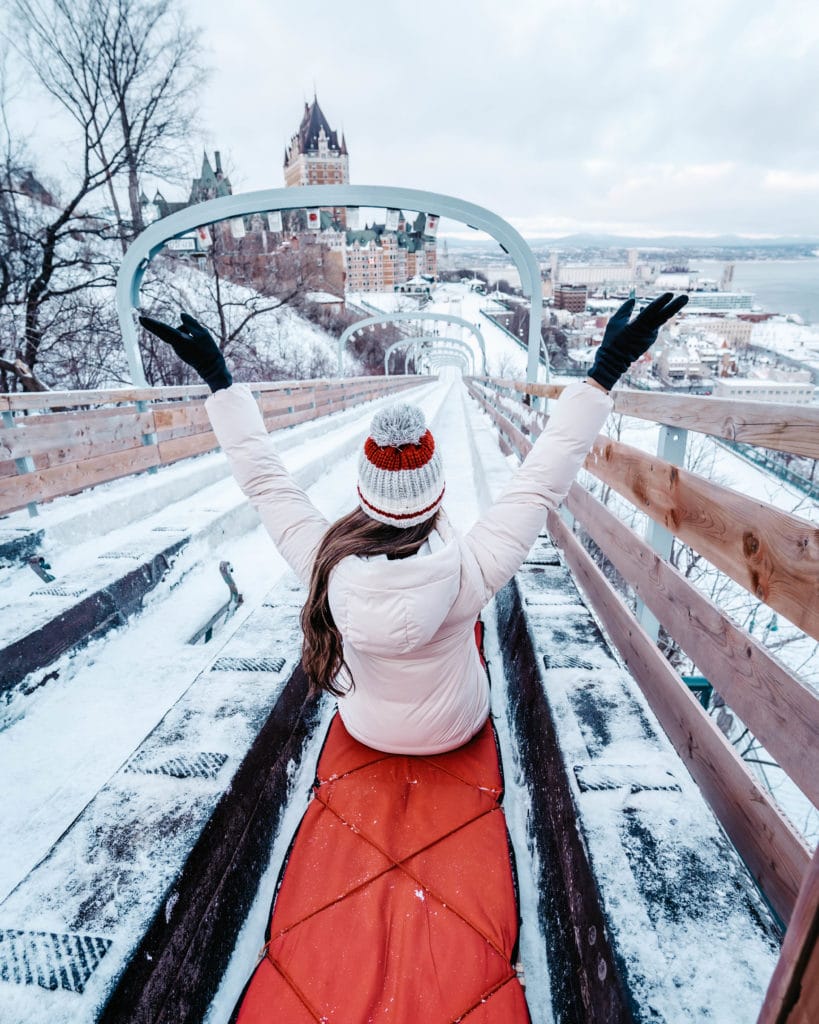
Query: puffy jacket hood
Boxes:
[{"xmin": 327, "ymin": 512, "xmax": 462, "ymax": 656}]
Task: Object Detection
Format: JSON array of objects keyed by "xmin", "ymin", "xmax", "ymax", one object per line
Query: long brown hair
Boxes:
[{"xmin": 300, "ymin": 506, "xmax": 439, "ymax": 696}]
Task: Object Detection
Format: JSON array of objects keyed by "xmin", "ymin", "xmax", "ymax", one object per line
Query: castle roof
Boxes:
[
  {"xmin": 189, "ymin": 151, "xmax": 231, "ymax": 203},
  {"xmin": 345, "ymin": 221, "xmax": 434, "ymax": 252},
  {"xmin": 293, "ymin": 96, "xmax": 342, "ymax": 154}
]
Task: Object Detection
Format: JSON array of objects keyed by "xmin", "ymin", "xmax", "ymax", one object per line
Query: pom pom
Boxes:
[{"xmin": 369, "ymin": 403, "xmax": 426, "ymax": 447}]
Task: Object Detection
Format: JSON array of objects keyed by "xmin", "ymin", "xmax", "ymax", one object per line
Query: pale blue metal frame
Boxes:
[
  {"xmin": 340, "ymin": 311, "xmax": 487, "ymax": 376},
  {"xmin": 383, "ymin": 336, "xmax": 476, "ymax": 376},
  {"xmin": 115, "ymin": 185, "xmax": 543, "ymax": 386}
]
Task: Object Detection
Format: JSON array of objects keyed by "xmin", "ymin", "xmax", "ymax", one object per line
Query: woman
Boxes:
[{"xmin": 140, "ymin": 293, "xmax": 686, "ymax": 756}]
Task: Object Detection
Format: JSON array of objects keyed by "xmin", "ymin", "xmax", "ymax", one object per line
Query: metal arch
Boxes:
[
  {"xmin": 340, "ymin": 311, "xmax": 487, "ymax": 376},
  {"xmin": 423, "ymin": 355, "xmax": 469, "ymax": 376},
  {"xmin": 115, "ymin": 184, "xmax": 542, "ymax": 387},
  {"xmin": 383, "ymin": 336, "xmax": 475, "ymax": 376},
  {"xmin": 403, "ymin": 339, "xmax": 473, "ymax": 375},
  {"xmin": 422, "ymin": 347, "xmax": 472, "ymax": 373}
]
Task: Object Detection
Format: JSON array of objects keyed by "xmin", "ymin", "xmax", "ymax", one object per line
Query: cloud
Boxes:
[{"xmin": 10, "ymin": 0, "xmax": 819, "ymax": 235}]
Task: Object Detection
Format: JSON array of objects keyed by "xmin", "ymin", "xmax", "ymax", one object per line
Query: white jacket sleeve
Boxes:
[
  {"xmin": 205, "ymin": 383, "xmax": 330, "ymax": 588},
  {"xmin": 463, "ymin": 381, "xmax": 612, "ymax": 609}
]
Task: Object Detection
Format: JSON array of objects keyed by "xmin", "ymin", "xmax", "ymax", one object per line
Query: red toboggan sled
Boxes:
[{"xmin": 233, "ymin": 706, "xmax": 530, "ymax": 1023}]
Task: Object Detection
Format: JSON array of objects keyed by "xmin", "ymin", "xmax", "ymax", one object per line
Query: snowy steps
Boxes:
[
  {"xmin": 0, "ymin": 570, "xmax": 321, "ymax": 1024},
  {"xmin": 494, "ymin": 533, "xmax": 780, "ymax": 1023},
  {"xmin": 0, "ymin": 382, "xmax": 435, "ymax": 706}
]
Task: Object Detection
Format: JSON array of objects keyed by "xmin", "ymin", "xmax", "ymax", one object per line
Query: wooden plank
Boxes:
[
  {"xmin": 477, "ymin": 378, "xmax": 819, "ymax": 458},
  {"xmin": 473, "ymin": 376, "xmax": 566, "ymax": 401},
  {"xmin": 468, "ymin": 384, "xmax": 819, "ymax": 639},
  {"xmin": 584, "ymin": 435, "xmax": 819, "ymax": 642},
  {"xmin": 611, "ymin": 390, "xmax": 819, "ymax": 459},
  {"xmin": 566, "ymin": 482, "xmax": 819, "ymax": 804},
  {"xmin": 547, "ymin": 509, "xmax": 810, "ymax": 926},
  {"xmin": 0, "ymin": 386, "xmax": 201, "ymax": 409},
  {"xmin": 258, "ymin": 394, "xmax": 317, "ymax": 416},
  {"xmin": 757, "ymin": 847, "xmax": 819, "ymax": 1023},
  {"xmin": 465, "ymin": 380, "xmax": 533, "ymax": 457},
  {"xmin": 152, "ymin": 404, "xmax": 211, "ymax": 432},
  {"xmin": 0, "ymin": 412, "xmax": 154, "ymax": 461},
  {"xmin": 0, "ymin": 375, "xmax": 406, "ymax": 412},
  {"xmin": 157, "ymin": 431, "xmax": 218, "ymax": 465},
  {"xmin": 9, "ymin": 404, "xmax": 145, "ymax": 427},
  {"xmin": 0, "ymin": 444, "xmax": 160, "ymax": 514}
]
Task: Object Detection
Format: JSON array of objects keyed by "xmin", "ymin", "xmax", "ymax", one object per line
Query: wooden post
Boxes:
[
  {"xmin": 757, "ymin": 847, "xmax": 819, "ymax": 1023},
  {"xmin": 136, "ymin": 398, "xmax": 158, "ymax": 476},
  {"xmin": 1, "ymin": 409, "xmax": 39, "ymax": 518},
  {"xmin": 636, "ymin": 424, "xmax": 688, "ymax": 641}
]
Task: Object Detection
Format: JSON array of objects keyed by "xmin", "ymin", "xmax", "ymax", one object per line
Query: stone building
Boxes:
[
  {"xmin": 554, "ymin": 284, "xmax": 588, "ymax": 313},
  {"xmin": 344, "ymin": 214, "xmax": 437, "ymax": 293},
  {"xmin": 147, "ymin": 151, "xmax": 232, "ymax": 223},
  {"xmin": 284, "ymin": 96, "xmax": 349, "ymax": 227},
  {"xmin": 283, "ymin": 96, "xmax": 437, "ymax": 294}
]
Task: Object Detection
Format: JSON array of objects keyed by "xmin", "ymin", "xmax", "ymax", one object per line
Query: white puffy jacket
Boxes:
[{"xmin": 205, "ymin": 381, "xmax": 612, "ymax": 755}]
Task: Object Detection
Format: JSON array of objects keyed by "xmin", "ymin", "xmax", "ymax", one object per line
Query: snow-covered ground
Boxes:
[
  {"xmin": 348, "ymin": 284, "xmax": 534, "ymax": 379},
  {"xmin": 0, "ymin": 289, "xmax": 813, "ymax": 1017},
  {"xmin": 751, "ymin": 317, "xmax": 819, "ymax": 376}
]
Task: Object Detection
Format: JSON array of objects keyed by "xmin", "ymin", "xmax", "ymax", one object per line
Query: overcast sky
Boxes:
[{"xmin": 11, "ymin": 0, "xmax": 819, "ymax": 238}]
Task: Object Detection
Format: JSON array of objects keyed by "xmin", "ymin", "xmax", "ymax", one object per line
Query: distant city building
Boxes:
[
  {"xmin": 653, "ymin": 271, "xmax": 695, "ymax": 291},
  {"xmin": 554, "ymin": 283, "xmax": 588, "ymax": 313},
  {"xmin": 282, "ymin": 96, "xmax": 437, "ymax": 294},
  {"xmin": 550, "ymin": 248, "xmax": 646, "ymax": 287},
  {"xmin": 147, "ymin": 151, "xmax": 232, "ymax": 223},
  {"xmin": 678, "ymin": 316, "xmax": 753, "ymax": 348},
  {"xmin": 685, "ymin": 292, "xmax": 754, "ymax": 312},
  {"xmin": 345, "ymin": 214, "xmax": 437, "ymax": 293},
  {"xmin": 305, "ymin": 290, "xmax": 345, "ymax": 315},
  {"xmin": 713, "ymin": 375, "xmax": 815, "ymax": 404},
  {"xmin": 655, "ymin": 343, "xmax": 706, "ymax": 383}
]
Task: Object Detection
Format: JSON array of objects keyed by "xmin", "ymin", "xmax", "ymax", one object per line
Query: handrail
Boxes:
[
  {"xmin": 465, "ymin": 375, "xmax": 819, "ymax": 935},
  {"xmin": 0, "ymin": 378, "xmax": 333, "ymax": 412},
  {"xmin": 0, "ymin": 375, "xmax": 423, "ymax": 517},
  {"xmin": 471, "ymin": 377, "xmax": 819, "ymax": 459}
]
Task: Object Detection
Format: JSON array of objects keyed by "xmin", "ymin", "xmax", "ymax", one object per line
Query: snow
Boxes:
[
  {"xmin": 751, "ymin": 317, "xmax": 819, "ymax": 376},
  {"xmin": 502, "ymin": 538, "xmax": 780, "ymax": 1023},
  {"xmin": 348, "ymin": 283, "xmax": 533, "ymax": 379},
  {"xmin": 0, "ymin": 381, "xmax": 442, "ymax": 899},
  {"xmin": 0, "ymin": 302, "xmax": 810, "ymax": 1018}
]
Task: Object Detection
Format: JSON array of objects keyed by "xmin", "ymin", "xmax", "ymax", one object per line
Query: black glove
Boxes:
[
  {"xmin": 589, "ymin": 292, "xmax": 689, "ymax": 391},
  {"xmin": 139, "ymin": 312, "xmax": 233, "ymax": 392}
]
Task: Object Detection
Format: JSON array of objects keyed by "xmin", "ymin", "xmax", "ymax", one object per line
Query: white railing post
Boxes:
[
  {"xmin": 2, "ymin": 408, "xmax": 39, "ymax": 517},
  {"xmin": 136, "ymin": 398, "xmax": 159, "ymax": 475},
  {"xmin": 636, "ymin": 424, "xmax": 689, "ymax": 641}
]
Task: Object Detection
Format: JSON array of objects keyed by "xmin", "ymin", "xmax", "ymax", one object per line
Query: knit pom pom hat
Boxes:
[{"xmin": 357, "ymin": 403, "xmax": 445, "ymax": 528}]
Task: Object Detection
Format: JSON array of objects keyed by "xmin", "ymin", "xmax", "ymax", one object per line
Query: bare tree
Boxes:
[
  {"xmin": 0, "ymin": 0, "xmax": 204, "ymax": 388},
  {"xmin": 10, "ymin": 0, "xmax": 203, "ymax": 250},
  {"xmin": 97, "ymin": 0, "xmax": 205, "ymax": 240}
]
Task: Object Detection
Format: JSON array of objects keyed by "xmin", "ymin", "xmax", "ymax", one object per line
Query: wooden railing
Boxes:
[
  {"xmin": 0, "ymin": 375, "xmax": 424, "ymax": 517},
  {"xmin": 466, "ymin": 376, "xmax": 819, "ymax": 1022}
]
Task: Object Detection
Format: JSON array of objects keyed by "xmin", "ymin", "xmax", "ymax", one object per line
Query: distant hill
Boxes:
[
  {"xmin": 444, "ymin": 233, "xmax": 819, "ymax": 250},
  {"xmin": 528, "ymin": 233, "xmax": 819, "ymax": 248}
]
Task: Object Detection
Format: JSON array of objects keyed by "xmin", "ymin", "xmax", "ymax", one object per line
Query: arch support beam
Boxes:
[
  {"xmin": 383, "ymin": 335, "xmax": 475, "ymax": 376},
  {"xmin": 116, "ymin": 185, "xmax": 541, "ymax": 386},
  {"xmin": 341, "ymin": 311, "xmax": 486, "ymax": 377}
]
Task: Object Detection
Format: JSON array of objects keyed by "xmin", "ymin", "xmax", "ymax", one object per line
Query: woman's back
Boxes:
[{"xmin": 328, "ymin": 509, "xmax": 491, "ymax": 754}]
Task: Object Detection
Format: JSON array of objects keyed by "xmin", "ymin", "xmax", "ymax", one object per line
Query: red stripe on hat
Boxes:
[
  {"xmin": 364, "ymin": 430, "xmax": 435, "ymax": 471},
  {"xmin": 357, "ymin": 484, "xmax": 445, "ymax": 521}
]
